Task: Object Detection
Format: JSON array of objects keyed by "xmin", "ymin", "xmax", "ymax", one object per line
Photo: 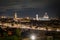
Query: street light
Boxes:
[{"xmin": 30, "ymin": 35, "xmax": 36, "ymax": 40}]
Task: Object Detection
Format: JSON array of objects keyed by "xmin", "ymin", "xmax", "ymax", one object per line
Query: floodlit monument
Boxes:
[
  {"xmin": 35, "ymin": 12, "xmax": 50, "ymax": 21},
  {"xmin": 36, "ymin": 14, "xmax": 39, "ymax": 20},
  {"xmin": 14, "ymin": 12, "xmax": 18, "ymax": 21}
]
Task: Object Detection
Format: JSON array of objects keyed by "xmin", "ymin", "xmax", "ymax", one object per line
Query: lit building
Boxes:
[
  {"xmin": 35, "ymin": 12, "xmax": 50, "ymax": 21},
  {"xmin": 1, "ymin": 16, "xmax": 7, "ymax": 18},
  {"xmin": 36, "ymin": 14, "xmax": 39, "ymax": 20},
  {"xmin": 14, "ymin": 12, "xmax": 18, "ymax": 21},
  {"xmin": 43, "ymin": 12, "xmax": 49, "ymax": 19},
  {"xmin": 25, "ymin": 17, "xmax": 30, "ymax": 19},
  {"xmin": 13, "ymin": 12, "xmax": 25, "ymax": 21},
  {"xmin": 39, "ymin": 12, "xmax": 50, "ymax": 21},
  {"xmin": 14, "ymin": 12, "xmax": 17, "ymax": 19}
]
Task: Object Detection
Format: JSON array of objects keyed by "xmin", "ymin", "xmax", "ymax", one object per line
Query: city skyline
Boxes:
[
  {"xmin": 0, "ymin": 0, "xmax": 60, "ymax": 18},
  {"xmin": 0, "ymin": 0, "xmax": 60, "ymax": 40}
]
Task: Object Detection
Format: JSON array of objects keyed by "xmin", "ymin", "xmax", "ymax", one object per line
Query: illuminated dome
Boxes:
[{"xmin": 43, "ymin": 12, "xmax": 49, "ymax": 19}]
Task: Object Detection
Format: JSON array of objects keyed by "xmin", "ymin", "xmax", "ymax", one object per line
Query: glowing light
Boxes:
[
  {"xmin": 30, "ymin": 35, "xmax": 36, "ymax": 40},
  {"xmin": 57, "ymin": 28, "xmax": 60, "ymax": 31}
]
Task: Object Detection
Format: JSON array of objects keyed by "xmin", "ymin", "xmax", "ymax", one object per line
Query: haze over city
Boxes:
[{"xmin": 0, "ymin": 0, "xmax": 60, "ymax": 18}]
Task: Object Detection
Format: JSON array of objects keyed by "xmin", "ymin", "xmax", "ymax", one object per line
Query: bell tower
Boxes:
[
  {"xmin": 36, "ymin": 14, "xmax": 39, "ymax": 20},
  {"xmin": 14, "ymin": 12, "xmax": 17, "ymax": 19},
  {"xmin": 14, "ymin": 12, "xmax": 18, "ymax": 21}
]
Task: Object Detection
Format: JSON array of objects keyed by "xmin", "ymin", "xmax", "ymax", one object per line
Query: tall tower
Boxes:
[
  {"xmin": 43, "ymin": 12, "xmax": 49, "ymax": 19},
  {"xmin": 14, "ymin": 12, "xmax": 17, "ymax": 19},
  {"xmin": 14, "ymin": 12, "xmax": 18, "ymax": 21},
  {"xmin": 36, "ymin": 14, "xmax": 39, "ymax": 20}
]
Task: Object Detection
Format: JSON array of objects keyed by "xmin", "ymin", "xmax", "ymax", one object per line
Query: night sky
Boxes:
[{"xmin": 0, "ymin": 0, "xmax": 60, "ymax": 18}]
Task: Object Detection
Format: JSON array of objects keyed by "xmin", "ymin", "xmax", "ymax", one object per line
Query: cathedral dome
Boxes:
[{"xmin": 43, "ymin": 12, "xmax": 49, "ymax": 19}]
